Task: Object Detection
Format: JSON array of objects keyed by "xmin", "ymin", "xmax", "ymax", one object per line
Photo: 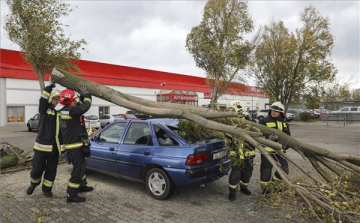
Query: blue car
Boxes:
[{"xmin": 86, "ymin": 119, "xmax": 231, "ymax": 200}]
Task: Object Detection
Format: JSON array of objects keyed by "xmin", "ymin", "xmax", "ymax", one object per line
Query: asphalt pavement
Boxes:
[{"xmin": 0, "ymin": 121, "xmax": 359, "ymax": 223}]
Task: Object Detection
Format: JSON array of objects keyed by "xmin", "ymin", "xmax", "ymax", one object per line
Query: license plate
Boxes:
[
  {"xmin": 212, "ymin": 150, "xmax": 227, "ymax": 160},
  {"xmin": 91, "ymin": 121, "xmax": 97, "ymax": 124}
]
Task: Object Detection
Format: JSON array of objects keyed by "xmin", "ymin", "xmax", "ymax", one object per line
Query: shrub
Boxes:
[{"xmin": 299, "ymin": 112, "xmax": 312, "ymax": 121}]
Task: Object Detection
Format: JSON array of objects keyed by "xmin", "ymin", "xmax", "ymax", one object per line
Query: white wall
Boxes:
[{"xmin": 1, "ymin": 78, "xmax": 269, "ymax": 126}]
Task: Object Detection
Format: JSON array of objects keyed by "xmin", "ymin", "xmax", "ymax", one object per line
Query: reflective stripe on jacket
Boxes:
[
  {"xmin": 34, "ymin": 85, "xmax": 63, "ymax": 153},
  {"xmin": 259, "ymin": 115, "xmax": 291, "ymax": 152},
  {"xmin": 56, "ymin": 94, "xmax": 92, "ymax": 150}
]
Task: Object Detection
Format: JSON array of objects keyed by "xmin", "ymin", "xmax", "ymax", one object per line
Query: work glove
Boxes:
[
  {"xmin": 77, "ymin": 83, "xmax": 89, "ymax": 94},
  {"xmin": 82, "ymin": 147, "xmax": 91, "ymax": 157},
  {"xmin": 268, "ymin": 134, "xmax": 279, "ymax": 142},
  {"xmin": 49, "ymin": 77, "xmax": 56, "ymax": 87}
]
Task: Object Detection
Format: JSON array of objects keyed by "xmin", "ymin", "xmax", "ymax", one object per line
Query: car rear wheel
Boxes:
[
  {"xmin": 258, "ymin": 116, "xmax": 264, "ymax": 120},
  {"xmin": 146, "ymin": 168, "xmax": 173, "ymax": 200},
  {"xmin": 27, "ymin": 124, "xmax": 32, "ymax": 132}
]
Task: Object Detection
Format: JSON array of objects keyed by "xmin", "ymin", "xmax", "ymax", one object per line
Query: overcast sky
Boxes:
[{"xmin": 1, "ymin": 1, "xmax": 359, "ymax": 89}]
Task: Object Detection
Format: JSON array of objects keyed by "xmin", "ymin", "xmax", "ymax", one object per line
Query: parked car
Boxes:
[
  {"xmin": 247, "ymin": 110, "xmax": 258, "ymax": 119},
  {"xmin": 330, "ymin": 106, "xmax": 360, "ymax": 114},
  {"xmin": 126, "ymin": 111, "xmax": 152, "ymax": 120},
  {"xmin": 27, "ymin": 113, "xmax": 40, "ymax": 132},
  {"xmin": 256, "ymin": 109, "xmax": 269, "ymax": 120},
  {"xmin": 256, "ymin": 109, "xmax": 294, "ymax": 122},
  {"xmin": 118, "ymin": 114, "xmax": 141, "ymax": 120},
  {"xmin": 285, "ymin": 113, "xmax": 295, "ymax": 122},
  {"xmin": 99, "ymin": 114, "xmax": 124, "ymax": 128},
  {"xmin": 86, "ymin": 119, "xmax": 231, "ymax": 200},
  {"xmin": 84, "ymin": 115, "xmax": 100, "ymax": 129}
]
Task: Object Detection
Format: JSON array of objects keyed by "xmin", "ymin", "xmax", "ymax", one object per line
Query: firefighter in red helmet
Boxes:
[
  {"xmin": 55, "ymin": 85, "xmax": 93, "ymax": 203},
  {"xmin": 26, "ymin": 79, "xmax": 64, "ymax": 197}
]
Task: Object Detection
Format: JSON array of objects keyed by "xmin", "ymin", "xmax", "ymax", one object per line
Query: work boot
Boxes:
[
  {"xmin": 43, "ymin": 191, "xmax": 53, "ymax": 197},
  {"xmin": 79, "ymin": 186, "xmax": 94, "ymax": 193},
  {"xmin": 240, "ymin": 186, "xmax": 251, "ymax": 195},
  {"xmin": 228, "ymin": 191, "xmax": 236, "ymax": 201},
  {"xmin": 26, "ymin": 185, "xmax": 36, "ymax": 195},
  {"xmin": 67, "ymin": 195, "xmax": 86, "ymax": 203}
]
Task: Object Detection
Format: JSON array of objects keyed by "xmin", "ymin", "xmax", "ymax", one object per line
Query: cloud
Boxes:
[{"xmin": 1, "ymin": 1, "xmax": 358, "ymax": 88}]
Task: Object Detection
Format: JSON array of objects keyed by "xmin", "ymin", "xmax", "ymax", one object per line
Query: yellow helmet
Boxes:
[{"xmin": 48, "ymin": 89, "xmax": 60, "ymax": 104}]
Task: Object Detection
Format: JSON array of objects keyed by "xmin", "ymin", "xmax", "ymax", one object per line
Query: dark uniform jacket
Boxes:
[
  {"xmin": 34, "ymin": 85, "xmax": 63, "ymax": 154},
  {"xmin": 57, "ymin": 94, "xmax": 92, "ymax": 150},
  {"xmin": 259, "ymin": 114, "xmax": 291, "ymax": 152}
]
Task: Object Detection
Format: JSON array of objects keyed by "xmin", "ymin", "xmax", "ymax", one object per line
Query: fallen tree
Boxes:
[
  {"xmin": 52, "ymin": 68, "xmax": 360, "ymax": 222},
  {"xmin": 0, "ymin": 142, "xmax": 31, "ymax": 169}
]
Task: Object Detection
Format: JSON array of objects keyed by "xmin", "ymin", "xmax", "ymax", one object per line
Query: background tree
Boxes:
[
  {"xmin": 322, "ymin": 80, "xmax": 351, "ymax": 102},
  {"xmin": 4, "ymin": 0, "xmax": 86, "ymax": 91},
  {"xmin": 352, "ymin": 88, "xmax": 360, "ymax": 101},
  {"xmin": 251, "ymin": 6, "xmax": 337, "ymax": 112},
  {"xmin": 186, "ymin": 0, "xmax": 254, "ymax": 107},
  {"xmin": 302, "ymin": 86, "xmax": 324, "ymax": 109}
]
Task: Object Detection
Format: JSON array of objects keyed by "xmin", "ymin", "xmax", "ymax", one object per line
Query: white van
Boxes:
[{"xmin": 331, "ymin": 107, "xmax": 360, "ymax": 113}]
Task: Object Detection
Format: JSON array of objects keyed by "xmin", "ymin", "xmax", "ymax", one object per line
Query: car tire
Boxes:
[
  {"xmin": 27, "ymin": 123, "xmax": 32, "ymax": 132},
  {"xmin": 258, "ymin": 116, "xmax": 264, "ymax": 120},
  {"xmin": 145, "ymin": 168, "xmax": 173, "ymax": 200}
]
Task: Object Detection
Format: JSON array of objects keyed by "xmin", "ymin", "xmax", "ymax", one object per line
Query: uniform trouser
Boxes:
[
  {"xmin": 30, "ymin": 147, "xmax": 59, "ymax": 192},
  {"xmin": 260, "ymin": 153, "xmax": 289, "ymax": 185},
  {"xmin": 229, "ymin": 156, "xmax": 254, "ymax": 192},
  {"xmin": 66, "ymin": 148, "xmax": 87, "ymax": 197}
]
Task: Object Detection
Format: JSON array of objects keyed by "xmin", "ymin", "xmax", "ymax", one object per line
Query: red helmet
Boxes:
[{"xmin": 59, "ymin": 90, "xmax": 79, "ymax": 106}]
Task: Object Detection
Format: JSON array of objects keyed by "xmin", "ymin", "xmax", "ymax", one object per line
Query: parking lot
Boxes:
[{"xmin": 0, "ymin": 121, "xmax": 359, "ymax": 223}]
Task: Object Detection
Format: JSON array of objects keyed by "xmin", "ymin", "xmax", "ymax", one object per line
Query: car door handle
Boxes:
[
  {"xmin": 144, "ymin": 151, "xmax": 150, "ymax": 156},
  {"xmin": 109, "ymin": 147, "xmax": 115, "ymax": 151}
]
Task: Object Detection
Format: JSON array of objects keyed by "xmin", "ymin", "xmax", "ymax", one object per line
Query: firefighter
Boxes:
[
  {"xmin": 26, "ymin": 79, "xmax": 64, "ymax": 197},
  {"xmin": 259, "ymin": 101, "xmax": 291, "ymax": 194},
  {"xmin": 226, "ymin": 101, "xmax": 256, "ymax": 201},
  {"xmin": 55, "ymin": 86, "xmax": 93, "ymax": 203}
]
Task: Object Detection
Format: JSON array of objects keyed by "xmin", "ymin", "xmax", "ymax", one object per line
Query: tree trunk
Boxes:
[
  {"xmin": 51, "ymin": 68, "xmax": 360, "ymax": 222},
  {"xmin": 0, "ymin": 155, "xmax": 19, "ymax": 169},
  {"xmin": 35, "ymin": 66, "xmax": 45, "ymax": 92}
]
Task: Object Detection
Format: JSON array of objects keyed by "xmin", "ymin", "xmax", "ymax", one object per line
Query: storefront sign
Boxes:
[{"xmin": 204, "ymin": 93, "xmax": 212, "ymax": 99}]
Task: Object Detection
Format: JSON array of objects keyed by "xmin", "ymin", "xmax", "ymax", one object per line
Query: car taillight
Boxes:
[{"xmin": 185, "ymin": 154, "xmax": 209, "ymax": 165}]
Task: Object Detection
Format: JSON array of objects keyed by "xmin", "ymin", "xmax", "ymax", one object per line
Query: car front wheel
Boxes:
[
  {"xmin": 27, "ymin": 123, "xmax": 32, "ymax": 132},
  {"xmin": 145, "ymin": 168, "xmax": 173, "ymax": 200}
]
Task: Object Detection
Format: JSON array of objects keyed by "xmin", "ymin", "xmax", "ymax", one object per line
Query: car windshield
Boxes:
[{"xmin": 85, "ymin": 115, "xmax": 98, "ymax": 120}]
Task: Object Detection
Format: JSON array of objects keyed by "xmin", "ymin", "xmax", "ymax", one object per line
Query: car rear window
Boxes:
[
  {"xmin": 86, "ymin": 115, "xmax": 98, "ymax": 120},
  {"xmin": 126, "ymin": 114, "xmax": 137, "ymax": 119}
]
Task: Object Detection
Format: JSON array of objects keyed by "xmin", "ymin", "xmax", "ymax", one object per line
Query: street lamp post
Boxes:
[{"xmin": 160, "ymin": 82, "xmax": 166, "ymax": 102}]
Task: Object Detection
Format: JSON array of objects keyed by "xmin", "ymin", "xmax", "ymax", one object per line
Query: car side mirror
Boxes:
[
  {"xmin": 92, "ymin": 135, "xmax": 98, "ymax": 141},
  {"xmin": 30, "ymin": 118, "xmax": 34, "ymax": 120}
]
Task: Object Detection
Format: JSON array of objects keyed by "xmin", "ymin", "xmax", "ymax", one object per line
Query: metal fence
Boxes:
[{"xmin": 321, "ymin": 113, "xmax": 360, "ymax": 124}]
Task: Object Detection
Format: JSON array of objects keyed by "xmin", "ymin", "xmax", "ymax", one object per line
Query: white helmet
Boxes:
[
  {"xmin": 48, "ymin": 89, "xmax": 60, "ymax": 104},
  {"xmin": 269, "ymin": 101, "xmax": 285, "ymax": 114},
  {"xmin": 227, "ymin": 100, "xmax": 247, "ymax": 114}
]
